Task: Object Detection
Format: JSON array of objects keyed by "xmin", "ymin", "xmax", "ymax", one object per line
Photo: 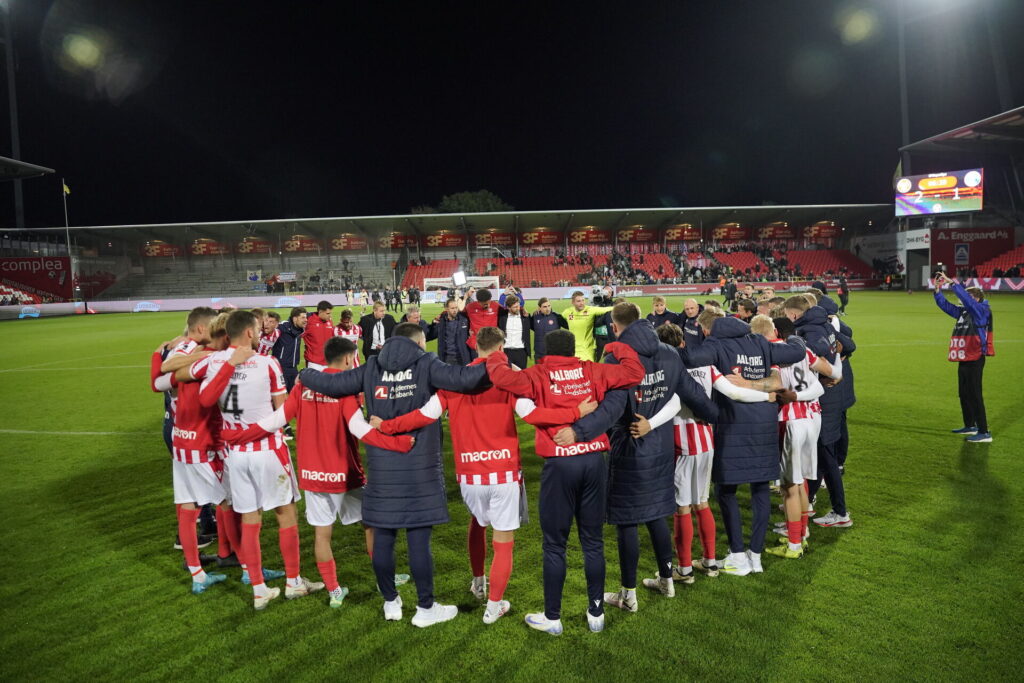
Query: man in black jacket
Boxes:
[
  {"xmin": 272, "ymin": 306, "xmax": 307, "ymax": 391},
  {"xmin": 529, "ymin": 297, "xmax": 568, "ymax": 360},
  {"xmin": 497, "ymin": 297, "xmax": 531, "ymax": 368},
  {"xmin": 359, "ymin": 302, "xmax": 397, "ymax": 359},
  {"xmin": 400, "ymin": 305, "xmax": 437, "ymax": 342}
]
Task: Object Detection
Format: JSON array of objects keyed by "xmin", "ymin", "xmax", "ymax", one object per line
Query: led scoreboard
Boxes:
[{"xmin": 895, "ymin": 168, "xmax": 983, "ymax": 217}]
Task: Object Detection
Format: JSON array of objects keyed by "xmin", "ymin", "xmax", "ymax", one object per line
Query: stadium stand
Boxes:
[
  {"xmin": 593, "ymin": 253, "xmax": 678, "ymax": 280},
  {"xmin": 401, "ymin": 259, "xmax": 459, "ymax": 288},
  {"xmin": 976, "ymin": 244, "xmax": 1024, "ymax": 277},
  {"xmin": 713, "ymin": 250, "xmax": 769, "ymax": 275},
  {"xmin": 474, "ymin": 257, "xmax": 594, "ymax": 287},
  {"xmin": 775, "ymin": 249, "xmax": 870, "ymax": 278},
  {"xmin": 0, "ymin": 283, "xmax": 39, "ymax": 304}
]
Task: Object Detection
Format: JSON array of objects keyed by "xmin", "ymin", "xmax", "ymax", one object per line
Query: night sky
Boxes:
[{"xmin": 2, "ymin": 0, "xmax": 1022, "ymax": 229}]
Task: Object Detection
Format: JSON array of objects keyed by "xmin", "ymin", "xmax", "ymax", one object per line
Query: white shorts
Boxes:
[
  {"xmin": 172, "ymin": 458, "xmax": 226, "ymax": 506},
  {"xmin": 306, "ymin": 362, "xmax": 326, "ymax": 372},
  {"xmin": 218, "ymin": 449, "xmax": 232, "ymax": 506},
  {"xmin": 304, "ymin": 489, "xmax": 364, "ymax": 527},
  {"xmin": 780, "ymin": 415, "xmax": 820, "ymax": 485},
  {"xmin": 226, "ymin": 447, "xmax": 301, "ymax": 514},
  {"xmin": 459, "ymin": 481, "xmax": 523, "ymax": 532},
  {"xmin": 674, "ymin": 450, "xmax": 713, "ymax": 507}
]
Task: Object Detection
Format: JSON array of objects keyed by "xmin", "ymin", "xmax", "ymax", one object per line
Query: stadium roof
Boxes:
[
  {"xmin": 0, "ymin": 156, "xmax": 55, "ymax": 182},
  {"xmin": 34, "ymin": 203, "xmax": 892, "ymax": 244},
  {"xmin": 899, "ymin": 106, "xmax": 1024, "ymax": 157}
]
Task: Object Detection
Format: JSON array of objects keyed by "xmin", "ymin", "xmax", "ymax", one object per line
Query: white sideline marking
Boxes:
[
  {"xmin": 0, "ymin": 429, "xmax": 153, "ymax": 436},
  {"xmin": 0, "ymin": 365, "xmax": 148, "ymax": 372},
  {"xmin": 0, "ymin": 351, "xmax": 140, "ymax": 373},
  {"xmin": 857, "ymin": 339, "xmax": 1022, "ymax": 348}
]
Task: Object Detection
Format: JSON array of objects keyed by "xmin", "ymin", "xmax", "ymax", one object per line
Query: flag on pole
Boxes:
[{"xmin": 63, "ymin": 182, "xmax": 71, "ymax": 196}]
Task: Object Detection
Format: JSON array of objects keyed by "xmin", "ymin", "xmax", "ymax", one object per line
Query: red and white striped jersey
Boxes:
[
  {"xmin": 258, "ymin": 329, "xmax": 280, "ymax": 356},
  {"xmin": 335, "ymin": 323, "xmax": 362, "ymax": 367},
  {"xmin": 673, "ymin": 365, "xmax": 716, "ymax": 456},
  {"xmin": 777, "ymin": 347, "xmax": 822, "ymax": 422},
  {"xmin": 192, "ymin": 347, "xmax": 288, "ymax": 451},
  {"xmin": 166, "ymin": 338, "xmax": 202, "ymax": 416}
]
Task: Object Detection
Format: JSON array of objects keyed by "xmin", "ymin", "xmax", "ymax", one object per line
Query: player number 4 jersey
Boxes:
[{"xmin": 192, "ymin": 348, "xmax": 288, "ymax": 448}]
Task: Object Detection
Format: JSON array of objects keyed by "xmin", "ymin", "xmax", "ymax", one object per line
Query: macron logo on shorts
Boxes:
[
  {"xmin": 459, "ymin": 449, "xmax": 512, "ymax": 463},
  {"xmin": 554, "ymin": 441, "xmax": 605, "ymax": 457},
  {"xmin": 302, "ymin": 469, "xmax": 347, "ymax": 483}
]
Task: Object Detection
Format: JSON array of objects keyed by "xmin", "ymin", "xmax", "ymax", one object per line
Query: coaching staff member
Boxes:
[
  {"xmin": 359, "ymin": 301, "xmax": 397, "ymax": 359},
  {"xmin": 273, "ymin": 307, "xmax": 307, "ymax": 392},
  {"xmin": 933, "ymin": 272, "xmax": 994, "ymax": 443}
]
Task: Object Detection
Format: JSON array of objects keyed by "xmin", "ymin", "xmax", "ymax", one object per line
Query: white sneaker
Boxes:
[
  {"xmin": 411, "ymin": 601, "xmax": 458, "ymax": 628},
  {"xmin": 747, "ymin": 551, "xmax": 763, "ymax": 573},
  {"xmin": 813, "ymin": 510, "xmax": 853, "ymax": 528},
  {"xmin": 587, "ymin": 610, "xmax": 605, "ymax": 633},
  {"xmin": 482, "ymin": 599, "xmax": 510, "ymax": 625},
  {"xmin": 604, "ymin": 589, "xmax": 638, "ymax": 612},
  {"xmin": 285, "ymin": 576, "xmax": 325, "ymax": 599},
  {"xmin": 525, "ymin": 612, "xmax": 563, "ymax": 635},
  {"xmin": 383, "ymin": 595, "xmax": 403, "ymax": 621},
  {"xmin": 642, "ymin": 574, "xmax": 676, "ymax": 597},
  {"xmin": 469, "ymin": 575, "xmax": 487, "ymax": 601},
  {"xmin": 253, "ymin": 586, "xmax": 281, "ymax": 610},
  {"xmin": 673, "ymin": 566, "xmax": 696, "ymax": 585},
  {"xmin": 720, "ymin": 552, "xmax": 752, "ymax": 576}
]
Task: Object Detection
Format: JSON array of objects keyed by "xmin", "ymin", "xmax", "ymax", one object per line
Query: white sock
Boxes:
[
  {"xmin": 704, "ymin": 557, "xmax": 717, "ymax": 566},
  {"xmin": 252, "ymin": 582, "xmax": 269, "ymax": 598},
  {"xmin": 188, "ymin": 566, "xmax": 207, "ymax": 583},
  {"xmin": 486, "ymin": 599, "xmax": 504, "ymax": 611},
  {"xmin": 788, "ymin": 542, "xmax": 802, "ymax": 552},
  {"xmin": 623, "ymin": 588, "xmax": 636, "ymax": 599},
  {"xmin": 286, "ymin": 576, "xmax": 301, "ymax": 588},
  {"xmin": 678, "ymin": 565, "xmax": 693, "ymax": 576}
]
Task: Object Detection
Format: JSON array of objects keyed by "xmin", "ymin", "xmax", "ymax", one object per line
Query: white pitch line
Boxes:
[
  {"xmin": 0, "ymin": 351, "xmax": 141, "ymax": 373},
  {"xmin": 0, "ymin": 365, "xmax": 149, "ymax": 372},
  {"xmin": 856, "ymin": 339, "xmax": 1023, "ymax": 348},
  {"xmin": 0, "ymin": 429, "xmax": 153, "ymax": 436}
]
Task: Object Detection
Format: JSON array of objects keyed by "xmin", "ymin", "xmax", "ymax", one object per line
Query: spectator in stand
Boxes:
[
  {"xmin": 400, "ymin": 305, "xmax": 437, "ymax": 342},
  {"xmin": 497, "ymin": 297, "xmax": 531, "ymax": 369},
  {"xmin": 359, "ymin": 301, "xmax": 397, "ymax": 359},
  {"xmin": 530, "ymin": 298, "xmax": 568, "ymax": 360}
]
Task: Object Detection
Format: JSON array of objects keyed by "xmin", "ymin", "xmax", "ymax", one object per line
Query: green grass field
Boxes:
[{"xmin": 2, "ymin": 292, "xmax": 1022, "ymax": 681}]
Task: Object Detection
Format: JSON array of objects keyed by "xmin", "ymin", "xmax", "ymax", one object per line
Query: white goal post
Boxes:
[{"xmin": 422, "ymin": 275, "xmax": 500, "ymax": 290}]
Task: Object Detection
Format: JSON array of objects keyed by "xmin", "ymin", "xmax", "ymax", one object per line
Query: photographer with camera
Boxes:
[{"xmin": 933, "ymin": 272, "xmax": 994, "ymax": 443}]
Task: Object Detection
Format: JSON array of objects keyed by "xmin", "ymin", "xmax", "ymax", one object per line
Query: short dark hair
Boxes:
[
  {"xmin": 476, "ymin": 326, "xmax": 505, "ymax": 352},
  {"xmin": 656, "ymin": 322, "xmax": 684, "ymax": 347},
  {"xmin": 340, "ymin": 309, "xmax": 353, "ymax": 320},
  {"xmin": 266, "ymin": 311, "xmax": 281, "ymax": 321},
  {"xmin": 226, "ymin": 310, "xmax": 258, "ymax": 340},
  {"xmin": 289, "ymin": 307, "xmax": 307, "ymax": 323},
  {"xmin": 611, "ymin": 301, "xmax": 640, "ymax": 327},
  {"xmin": 317, "ymin": 300, "xmax": 333, "ymax": 312},
  {"xmin": 571, "ymin": 290, "xmax": 585, "ymax": 299},
  {"xmin": 738, "ymin": 299, "xmax": 757, "ymax": 315},
  {"xmin": 325, "ymin": 337, "xmax": 357, "ymax": 364},
  {"xmin": 476, "ymin": 289, "xmax": 491, "ymax": 303},
  {"xmin": 393, "ymin": 322, "xmax": 425, "ymax": 340},
  {"xmin": 545, "ymin": 329, "xmax": 575, "ymax": 358},
  {"xmin": 773, "ymin": 317, "xmax": 796, "ymax": 340},
  {"xmin": 186, "ymin": 306, "xmax": 217, "ymax": 331}
]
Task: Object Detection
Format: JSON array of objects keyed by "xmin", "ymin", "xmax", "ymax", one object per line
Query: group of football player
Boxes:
[{"xmin": 150, "ymin": 283, "xmax": 855, "ymax": 634}]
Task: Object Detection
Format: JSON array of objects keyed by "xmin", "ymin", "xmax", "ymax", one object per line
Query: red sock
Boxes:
[
  {"xmin": 696, "ymin": 507, "xmax": 717, "ymax": 560},
  {"xmin": 488, "ymin": 540, "xmax": 514, "ymax": 602},
  {"xmin": 316, "ymin": 560, "xmax": 339, "ymax": 593},
  {"xmin": 467, "ymin": 518, "xmax": 486, "ymax": 577},
  {"xmin": 225, "ymin": 509, "xmax": 243, "ymax": 556},
  {"xmin": 177, "ymin": 505, "xmax": 202, "ymax": 571},
  {"xmin": 278, "ymin": 525, "xmax": 300, "ymax": 580},
  {"xmin": 801, "ymin": 512, "xmax": 810, "ymax": 540},
  {"xmin": 215, "ymin": 506, "xmax": 231, "ymax": 558},
  {"xmin": 786, "ymin": 520, "xmax": 803, "ymax": 546},
  {"xmin": 673, "ymin": 513, "xmax": 692, "ymax": 568},
  {"xmin": 241, "ymin": 522, "xmax": 264, "ymax": 585}
]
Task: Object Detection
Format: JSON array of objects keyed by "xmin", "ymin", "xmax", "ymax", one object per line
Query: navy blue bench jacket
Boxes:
[
  {"xmin": 680, "ymin": 316, "xmax": 806, "ymax": 485},
  {"xmin": 571, "ymin": 320, "xmax": 717, "ymax": 525},
  {"xmin": 299, "ymin": 336, "xmax": 488, "ymax": 528}
]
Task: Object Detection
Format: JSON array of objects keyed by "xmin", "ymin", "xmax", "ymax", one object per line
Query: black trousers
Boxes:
[
  {"xmin": 505, "ymin": 348, "xmax": 528, "ymax": 370},
  {"xmin": 839, "ymin": 293, "xmax": 849, "ymax": 313},
  {"xmin": 615, "ymin": 519, "xmax": 674, "ymax": 589},
  {"xmin": 716, "ymin": 481, "xmax": 770, "ymax": 554},
  {"xmin": 539, "ymin": 453, "xmax": 606, "ymax": 620},
  {"xmin": 807, "ymin": 439, "xmax": 847, "ymax": 516},
  {"xmin": 373, "ymin": 526, "xmax": 434, "ymax": 608},
  {"xmin": 957, "ymin": 358, "xmax": 988, "ymax": 433},
  {"xmin": 282, "ymin": 367, "xmax": 298, "ymax": 393}
]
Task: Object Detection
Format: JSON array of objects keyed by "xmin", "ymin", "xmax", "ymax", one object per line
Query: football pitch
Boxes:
[{"xmin": 1, "ymin": 291, "xmax": 1022, "ymax": 681}]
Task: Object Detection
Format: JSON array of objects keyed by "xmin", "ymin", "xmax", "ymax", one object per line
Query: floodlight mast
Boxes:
[{"xmin": 1, "ymin": 1, "xmax": 23, "ymax": 228}]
